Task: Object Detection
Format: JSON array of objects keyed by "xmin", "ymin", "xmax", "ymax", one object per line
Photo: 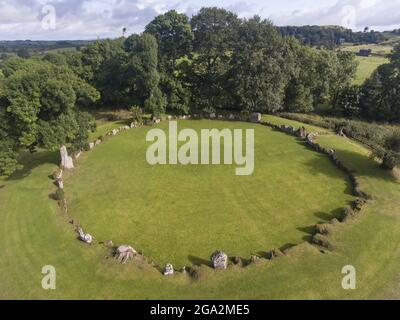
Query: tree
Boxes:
[
  {"xmin": 189, "ymin": 7, "xmax": 241, "ymax": 113},
  {"xmin": 334, "ymin": 85, "xmax": 362, "ymax": 117},
  {"xmin": 124, "ymin": 33, "xmax": 166, "ymax": 116},
  {"xmin": 0, "ymin": 59, "xmax": 99, "ymax": 176},
  {"xmin": 372, "ymin": 131, "xmax": 400, "ymax": 170},
  {"xmin": 359, "ymin": 44, "xmax": 400, "ymax": 122},
  {"xmin": 229, "ymin": 16, "xmax": 293, "ymax": 113},
  {"xmin": 145, "ymin": 10, "xmax": 193, "ymax": 72},
  {"xmin": 145, "ymin": 10, "xmax": 193, "ymax": 114}
]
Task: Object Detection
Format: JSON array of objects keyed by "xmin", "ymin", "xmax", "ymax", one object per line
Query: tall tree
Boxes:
[
  {"xmin": 124, "ymin": 33, "xmax": 166, "ymax": 116},
  {"xmin": 189, "ymin": 7, "xmax": 241, "ymax": 113},
  {"xmin": 145, "ymin": 10, "xmax": 193, "ymax": 114},
  {"xmin": 229, "ymin": 16, "xmax": 293, "ymax": 113}
]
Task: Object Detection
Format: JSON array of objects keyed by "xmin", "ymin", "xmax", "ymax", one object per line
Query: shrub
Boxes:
[{"xmin": 130, "ymin": 105, "xmax": 143, "ymax": 123}]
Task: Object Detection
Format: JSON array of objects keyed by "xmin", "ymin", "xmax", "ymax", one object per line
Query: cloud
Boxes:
[{"xmin": 0, "ymin": 0, "xmax": 399, "ymax": 40}]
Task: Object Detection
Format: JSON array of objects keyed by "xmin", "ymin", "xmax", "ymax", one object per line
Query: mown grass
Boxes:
[
  {"xmin": 0, "ymin": 116, "xmax": 399, "ymax": 299},
  {"xmin": 66, "ymin": 120, "xmax": 353, "ymax": 267}
]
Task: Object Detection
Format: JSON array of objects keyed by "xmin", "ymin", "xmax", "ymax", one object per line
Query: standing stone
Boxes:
[
  {"xmin": 163, "ymin": 263, "xmax": 174, "ymax": 276},
  {"xmin": 210, "ymin": 251, "xmax": 228, "ymax": 270},
  {"xmin": 210, "ymin": 113, "xmax": 216, "ymax": 119},
  {"xmin": 251, "ymin": 113, "xmax": 262, "ymax": 123},
  {"xmin": 88, "ymin": 142, "xmax": 95, "ymax": 150},
  {"xmin": 57, "ymin": 179, "xmax": 64, "ymax": 189},
  {"xmin": 60, "ymin": 145, "xmax": 74, "ymax": 170},
  {"xmin": 296, "ymin": 126, "xmax": 307, "ymax": 138}
]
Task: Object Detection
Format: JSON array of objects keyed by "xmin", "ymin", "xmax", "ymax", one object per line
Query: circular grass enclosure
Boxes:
[{"xmin": 65, "ymin": 120, "xmax": 354, "ymax": 267}]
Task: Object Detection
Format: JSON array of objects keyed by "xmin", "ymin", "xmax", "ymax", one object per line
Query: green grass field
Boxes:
[
  {"xmin": 339, "ymin": 44, "xmax": 391, "ymax": 85},
  {"xmin": 0, "ymin": 116, "xmax": 399, "ymax": 299},
  {"xmin": 353, "ymin": 56, "xmax": 389, "ymax": 85},
  {"xmin": 65, "ymin": 120, "xmax": 353, "ymax": 267}
]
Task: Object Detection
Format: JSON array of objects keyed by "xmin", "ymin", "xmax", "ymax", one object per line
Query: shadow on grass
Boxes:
[
  {"xmin": 188, "ymin": 255, "xmax": 211, "ymax": 267},
  {"xmin": 6, "ymin": 150, "xmax": 58, "ymax": 181}
]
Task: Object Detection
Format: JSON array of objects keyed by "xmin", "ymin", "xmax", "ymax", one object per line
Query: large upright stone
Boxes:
[
  {"xmin": 210, "ymin": 251, "xmax": 228, "ymax": 270},
  {"xmin": 60, "ymin": 145, "xmax": 74, "ymax": 170},
  {"xmin": 251, "ymin": 113, "xmax": 262, "ymax": 123}
]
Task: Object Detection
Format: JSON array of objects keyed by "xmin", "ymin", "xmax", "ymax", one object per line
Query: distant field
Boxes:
[
  {"xmin": 353, "ymin": 55, "xmax": 389, "ymax": 85},
  {"xmin": 341, "ymin": 43, "xmax": 393, "ymax": 56}
]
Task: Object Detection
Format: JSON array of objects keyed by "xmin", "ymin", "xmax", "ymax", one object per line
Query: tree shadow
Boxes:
[
  {"xmin": 6, "ymin": 150, "xmax": 58, "ymax": 181},
  {"xmin": 188, "ymin": 255, "xmax": 211, "ymax": 267}
]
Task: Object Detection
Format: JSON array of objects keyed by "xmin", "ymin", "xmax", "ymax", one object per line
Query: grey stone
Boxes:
[
  {"xmin": 251, "ymin": 113, "xmax": 262, "ymax": 123},
  {"xmin": 163, "ymin": 263, "xmax": 174, "ymax": 276},
  {"xmin": 78, "ymin": 228, "xmax": 93, "ymax": 244},
  {"xmin": 211, "ymin": 251, "xmax": 228, "ymax": 270},
  {"xmin": 115, "ymin": 245, "xmax": 137, "ymax": 264}
]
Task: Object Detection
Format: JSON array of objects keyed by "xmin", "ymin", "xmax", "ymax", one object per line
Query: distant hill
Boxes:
[
  {"xmin": 0, "ymin": 40, "xmax": 97, "ymax": 57},
  {"xmin": 277, "ymin": 25, "xmax": 389, "ymax": 48}
]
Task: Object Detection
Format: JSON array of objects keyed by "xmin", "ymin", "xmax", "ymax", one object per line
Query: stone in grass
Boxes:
[
  {"xmin": 315, "ymin": 223, "xmax": 333, "ymax": 235},
  {"xmin": 296, "ymin": 126, "xmax": 307, "ymax": 138},
  {"xmin": 210, "ymin": 251, "xmax": 228, "ymax": 270},
  {"xmin": 250, "ymin": 255, "xmax": 261, "ymax": 264},
  {"xmin": 88, "ymin": 142, "xmax": 95, "ymax": 150},
  {"xmin": 74, "ymin": 151, "xmax": 82, "ymax": 159},
  {"xmin": 106, "ymin": 240, "xmax": 114, "ymax": 248},
  {"xmin": 57, "ymin": 179, "xmax": 64, "ymax": 189},
  {"xmin": 251, "ymin": 113, "xmax": 262, "ymax": 123},
  {"xmin": 78, "ymin": 228, "xmax": 93, "ymax": 244},
  {"xmin": 115, "ymin": 245, "xmax": 137, "ymax": 264},
  {"xmin": 163, "ymin": 263, "xmax": 174, "ymax": 276},
  {"xmin": 269, "ymin": 248, "xmax": 284, "ymax": 260},
  {"xmin": 312, "ymin": 234, "xmax": 333, "ymax": 250},
  {"xmin": 53, "ymin": 168, "xmax": 63, "ymax": 180}
]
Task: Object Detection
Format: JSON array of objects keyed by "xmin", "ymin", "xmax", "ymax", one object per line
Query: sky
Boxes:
[{"xmin": 0, "ymin": 0, "xmax": 399, "ymax": 40}]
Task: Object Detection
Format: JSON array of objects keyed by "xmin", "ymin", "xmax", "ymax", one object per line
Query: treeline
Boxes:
[
  {"xmin": 0, "ymin": 40, "xmax": 94, "ymax": 54},
  {"xmin": 45, "ymin": 8, "xmax": 357, "ymax": 117},
  {"xmin": 277, "ymin": 26, "xmax": 385, "ymax": 48}
]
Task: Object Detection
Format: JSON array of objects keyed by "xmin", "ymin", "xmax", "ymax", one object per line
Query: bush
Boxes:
[
  {"xmin": 279, "ymin": 113, "xmax": 396, "ymax": 151},
  {"xmin": 130, "ymin": 105, "xmax": 143, "ymax": 123}
]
